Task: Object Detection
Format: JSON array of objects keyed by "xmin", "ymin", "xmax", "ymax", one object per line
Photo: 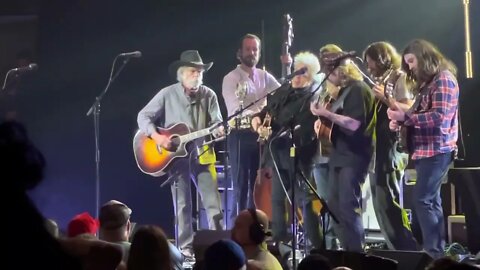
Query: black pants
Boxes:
[
  {"xmin": 228, "ymin": 130, "xmax": 259, "ymax": 218},
  {"xmin": 268, "ymin": 139, "xmax": 323, "ymax": 249},
  {"xmin": 371, "ymin": 140, "xmax": 418, "ymax": 250}
]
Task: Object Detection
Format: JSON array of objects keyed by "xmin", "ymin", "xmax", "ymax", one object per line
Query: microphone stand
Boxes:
[
  {"xmin": 218, "ymin": 79, "xmax": 292, "ymax": 228},
  {"xmin": 86, "ymin": 55, "xmax": 133, "ymax": 218},
  {"xmin": 285, "ymin": 71, "xmax": 341, "ymax": 254}
]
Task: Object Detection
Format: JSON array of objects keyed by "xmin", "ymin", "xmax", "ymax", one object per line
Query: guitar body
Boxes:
[
  {"xmin": 133, "ymin": 123, "xmax": 191, "ymax": 177},
  {"xmin": 316, "ymin": 98, "xmax": 334, "ymax": 156}
]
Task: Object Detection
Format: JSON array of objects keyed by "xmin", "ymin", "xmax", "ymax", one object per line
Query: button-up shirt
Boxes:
[
  {"xmin": 222, "ymin": 65, "xmax": 280, "ymax": 117},
  {"xmin": 404, "ymin": 70, "xmax": 459, "ymax": 160}
]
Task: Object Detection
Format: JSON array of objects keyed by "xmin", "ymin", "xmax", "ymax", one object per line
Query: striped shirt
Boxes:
[{"xmin": 404, "ymin": 70, "xmax": 459, "ymax": 160}]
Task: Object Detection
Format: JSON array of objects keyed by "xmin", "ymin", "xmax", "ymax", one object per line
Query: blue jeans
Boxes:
[
  {"xmin": 328, "ymin": 166, "xmax": 367, "ymax": 252},
  {"xmin": 413, "ymin": 152, "xmax": 453, "ymax": 259},
  {"xmin": 313, "ymin": 163, "xmax": 337, "ymax": 249}
]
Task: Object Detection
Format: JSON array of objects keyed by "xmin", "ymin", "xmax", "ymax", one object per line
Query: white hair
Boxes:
[
  {"xmin": 176, "ymin": 66, "xmax": 188, "ymax": 82},
  {"xmin": 176, "ymin": 66, "xmax": 203, "ymax": 89},
  {"xmin": 294, "ymin": 51, "xmax": 321, "ymax": 80}
]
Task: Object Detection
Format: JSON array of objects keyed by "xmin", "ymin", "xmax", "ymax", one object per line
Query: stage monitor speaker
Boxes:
[
  {"xmin": 192, "ymin": 230, "xmax": 232, "ymax": 262},
  {"xmin": 311, "ymin": 249, "xmax": 397, "ymax": 270},
  {"xmin": 448, "ymin": 167, "xmax": 480, "ymax": 253},
  {"xmin": 368, "ymin": 250, "xmax": 433, "ymax": 270}
]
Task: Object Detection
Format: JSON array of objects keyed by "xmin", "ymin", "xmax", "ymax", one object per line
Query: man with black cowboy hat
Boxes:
[{"xmin": 137, "ymin": 50, "xmax": 225, "ymax": 259}]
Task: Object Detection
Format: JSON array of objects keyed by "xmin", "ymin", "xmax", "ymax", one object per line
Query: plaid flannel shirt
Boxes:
[{"xmin": 404, "ymin": 70, "xmax": 459, "ymax": 160}]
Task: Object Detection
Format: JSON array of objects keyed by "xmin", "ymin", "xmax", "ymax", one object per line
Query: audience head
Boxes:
[
  {"xmin": 204, "ymin": 239, "xmax": 246, "ymax": 270},
  {"xmin": 232, "ymin": 209, "xmax": 269, "ymax": 246},
  {"xmin": 99, "ymin": 199, "xmax": 132, "ymax": 242},
  {"xmin": 127, "ymin": 225, "xmax": 172, "ymax": 270},
  {"xmin": 67, "ymin": 212, "xmax": 99, "ymax": 238},
  {"xmin": 298, "ymin": 254, "xmax": 332, "ymax": 270},
  {"xmin": 426, "ymin": 257, "xmax": 479, "ymax": 270}
]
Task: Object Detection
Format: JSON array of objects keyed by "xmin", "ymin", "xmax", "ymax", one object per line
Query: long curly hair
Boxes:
[{"xmin": 401, "ymin": 39, "xmax": 457, "ymax": 92}]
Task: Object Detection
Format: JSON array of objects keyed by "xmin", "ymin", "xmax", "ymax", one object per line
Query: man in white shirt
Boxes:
[{"xmin": 222, "ymin": 34, "xmax": 280, "ymax": 218}]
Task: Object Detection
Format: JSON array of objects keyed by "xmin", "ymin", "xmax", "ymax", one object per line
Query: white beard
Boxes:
[{"xmin": 184, "ymin": 78, "xmax": 203, "ymax": 90}]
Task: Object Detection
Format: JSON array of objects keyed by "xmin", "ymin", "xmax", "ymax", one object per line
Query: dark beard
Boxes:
[{"xmin": 240, "ymin": 55, "xmax": 257, "ymax": 68}]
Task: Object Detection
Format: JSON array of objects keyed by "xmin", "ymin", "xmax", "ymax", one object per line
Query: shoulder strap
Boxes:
[{"xmin": 328, "ymin": 86, "xmax": 352, "ymax": 113}]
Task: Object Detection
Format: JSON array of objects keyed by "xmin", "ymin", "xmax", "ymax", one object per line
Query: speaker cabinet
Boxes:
[
  {"xmin": 311, "ymin": 250, "xmax": 398, "ymax": 270},
  {"xmin": 368, "ymin": 250, "xmax": 433, "ymax": 270}
]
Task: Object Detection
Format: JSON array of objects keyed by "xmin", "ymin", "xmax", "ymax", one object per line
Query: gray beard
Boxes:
[{"xmin": 184, "ymin": 78, "xmax": 202, "ymax": 90}]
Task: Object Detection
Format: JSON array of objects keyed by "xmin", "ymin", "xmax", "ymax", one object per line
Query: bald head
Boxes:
[{"xmin": 232, "ymin": 209, "xmax": 268, "ymax": 246}]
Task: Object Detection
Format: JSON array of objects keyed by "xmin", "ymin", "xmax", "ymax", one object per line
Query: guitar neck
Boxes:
[{"xmin": 180, "ymin": 127, "xmax": 213, "ymax": 143}]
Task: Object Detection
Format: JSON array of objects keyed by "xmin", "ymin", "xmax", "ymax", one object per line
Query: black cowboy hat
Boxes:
[{"xmin": 168, "ymin": 50, "xmax": 213, "ymax": 77}]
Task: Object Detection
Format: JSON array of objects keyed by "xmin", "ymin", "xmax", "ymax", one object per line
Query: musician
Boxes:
[
  {"xmin": 362, "ymin": 41, "xmax": 417, "ymax": 250},
  {"xmin": 312, "ymin": 43, "xmax": 343, "ymax": 249},
  {"xmin": 137, "ymin": 50, "xmax": 224, "ymax": 259},
  {"xmin": 387, "ymin": 39, "xmax": 459, "ymax": 258},
  {"xmin": 222, "ymin": 34, "xmax": 281, "ymax": 216},
  {"xmin": 251, "ymin": 51, "xmax": 323, "ymax": 249},
  {"xmin": 310, "ymin": 53, "xmax": 376, "ymax": 251}
]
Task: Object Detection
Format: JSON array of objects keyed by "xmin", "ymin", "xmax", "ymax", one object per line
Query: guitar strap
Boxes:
[
  {"xmin": 328, "ymin": 85, "xmax": 352, "ymax": 112},
  {"xmin": 190, "ymin": 90, "xmax": 216, "ymax": 165}
]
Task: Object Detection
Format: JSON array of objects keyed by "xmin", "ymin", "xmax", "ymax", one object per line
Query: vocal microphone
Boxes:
[
  {"xmin": 118, "ymin": 51, "xmax": 142, "ymax": 58},
  {"xmin": 278, "ymin": 124, "xmax": 301, "ymax": 137},
  {"xmin": 284, "ymin": 67, "xmax": 308, "ymax": 81},
  {"xmin": 11, "ymin": 63, "xmax": 38, "ymax": 73},
  {"xmin": 331, "ymin": 51, "xmax": 357, "ymax": 64}
]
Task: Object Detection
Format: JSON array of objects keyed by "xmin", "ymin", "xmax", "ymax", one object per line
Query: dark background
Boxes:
[{"xmin": 1, "ymin": 0, "xmax": 479, "ymax": 236}]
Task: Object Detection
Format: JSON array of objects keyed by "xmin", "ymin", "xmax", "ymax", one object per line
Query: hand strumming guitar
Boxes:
[
  {"xmin": 310, "ymin": 102, "xmax": 329, "ymax": 117},
  {"xmin": 251, "ymin": 116, "xmax": 271, "ymax": 142},
  {"xmin": 212, "ymin": 125, "xmax": 225, "ymax": 138},
  {"xmin": 314, "ymin": 119, "xmax": 322, "ymax": 135},
  {"xmin": 372, "ymin": 84, "xmax": 386, "ymax": 101},
  {"xmin": 389, "ymin": 120, "xmax": 400, "ymax": 132},
  {"xmin": 251, "ymin": 116, "xmax": 262, "ymax": 133},
  {"xmin": 151, "ymin": 132, "xmax": 172, "ymax": 149},
  {"xmin": 387, "ymin": 106, "xmax": 405, "ymax": 122}
]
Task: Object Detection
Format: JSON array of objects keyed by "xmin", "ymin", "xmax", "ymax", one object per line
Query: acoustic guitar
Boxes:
[{"xmin": 133, "ymin": 122, "xmax": 216, "ymax": 177}]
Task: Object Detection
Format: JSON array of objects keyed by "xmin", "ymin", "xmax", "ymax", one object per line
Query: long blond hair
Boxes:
[{"xmin": 336, "ymin": 61, "xmax": 363, "ymax": 87}]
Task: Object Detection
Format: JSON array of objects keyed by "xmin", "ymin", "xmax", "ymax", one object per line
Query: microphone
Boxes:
[
  {"xmin": 330, "ymin": 51, "xmax": 357, "ymax": 65},
  {"xmin": 118, "ymin": 51, "xmax": 142, "ymax": 58},
  {"xmin": 284, "ymin": 67, "xmax": 308, "ymax": 81},
  {"xmin": 2, "ymin": 63, "xmax": 38, "ymax": 90},
  {"xmin": 11, "ymin": 63, "xmax": 38, "ymax": 73},
  {"xmin": 278, "ymin": 125, "xmax": 301, "ymax": 137},
  {"xmin": 235, "ymin": 81, "xmax": 248, "ymax": 100}
]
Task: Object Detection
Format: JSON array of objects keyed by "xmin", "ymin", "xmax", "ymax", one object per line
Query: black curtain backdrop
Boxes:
[{"xmin": 12, "ymin": 0, "xmax": 479, "ymax": 236}]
